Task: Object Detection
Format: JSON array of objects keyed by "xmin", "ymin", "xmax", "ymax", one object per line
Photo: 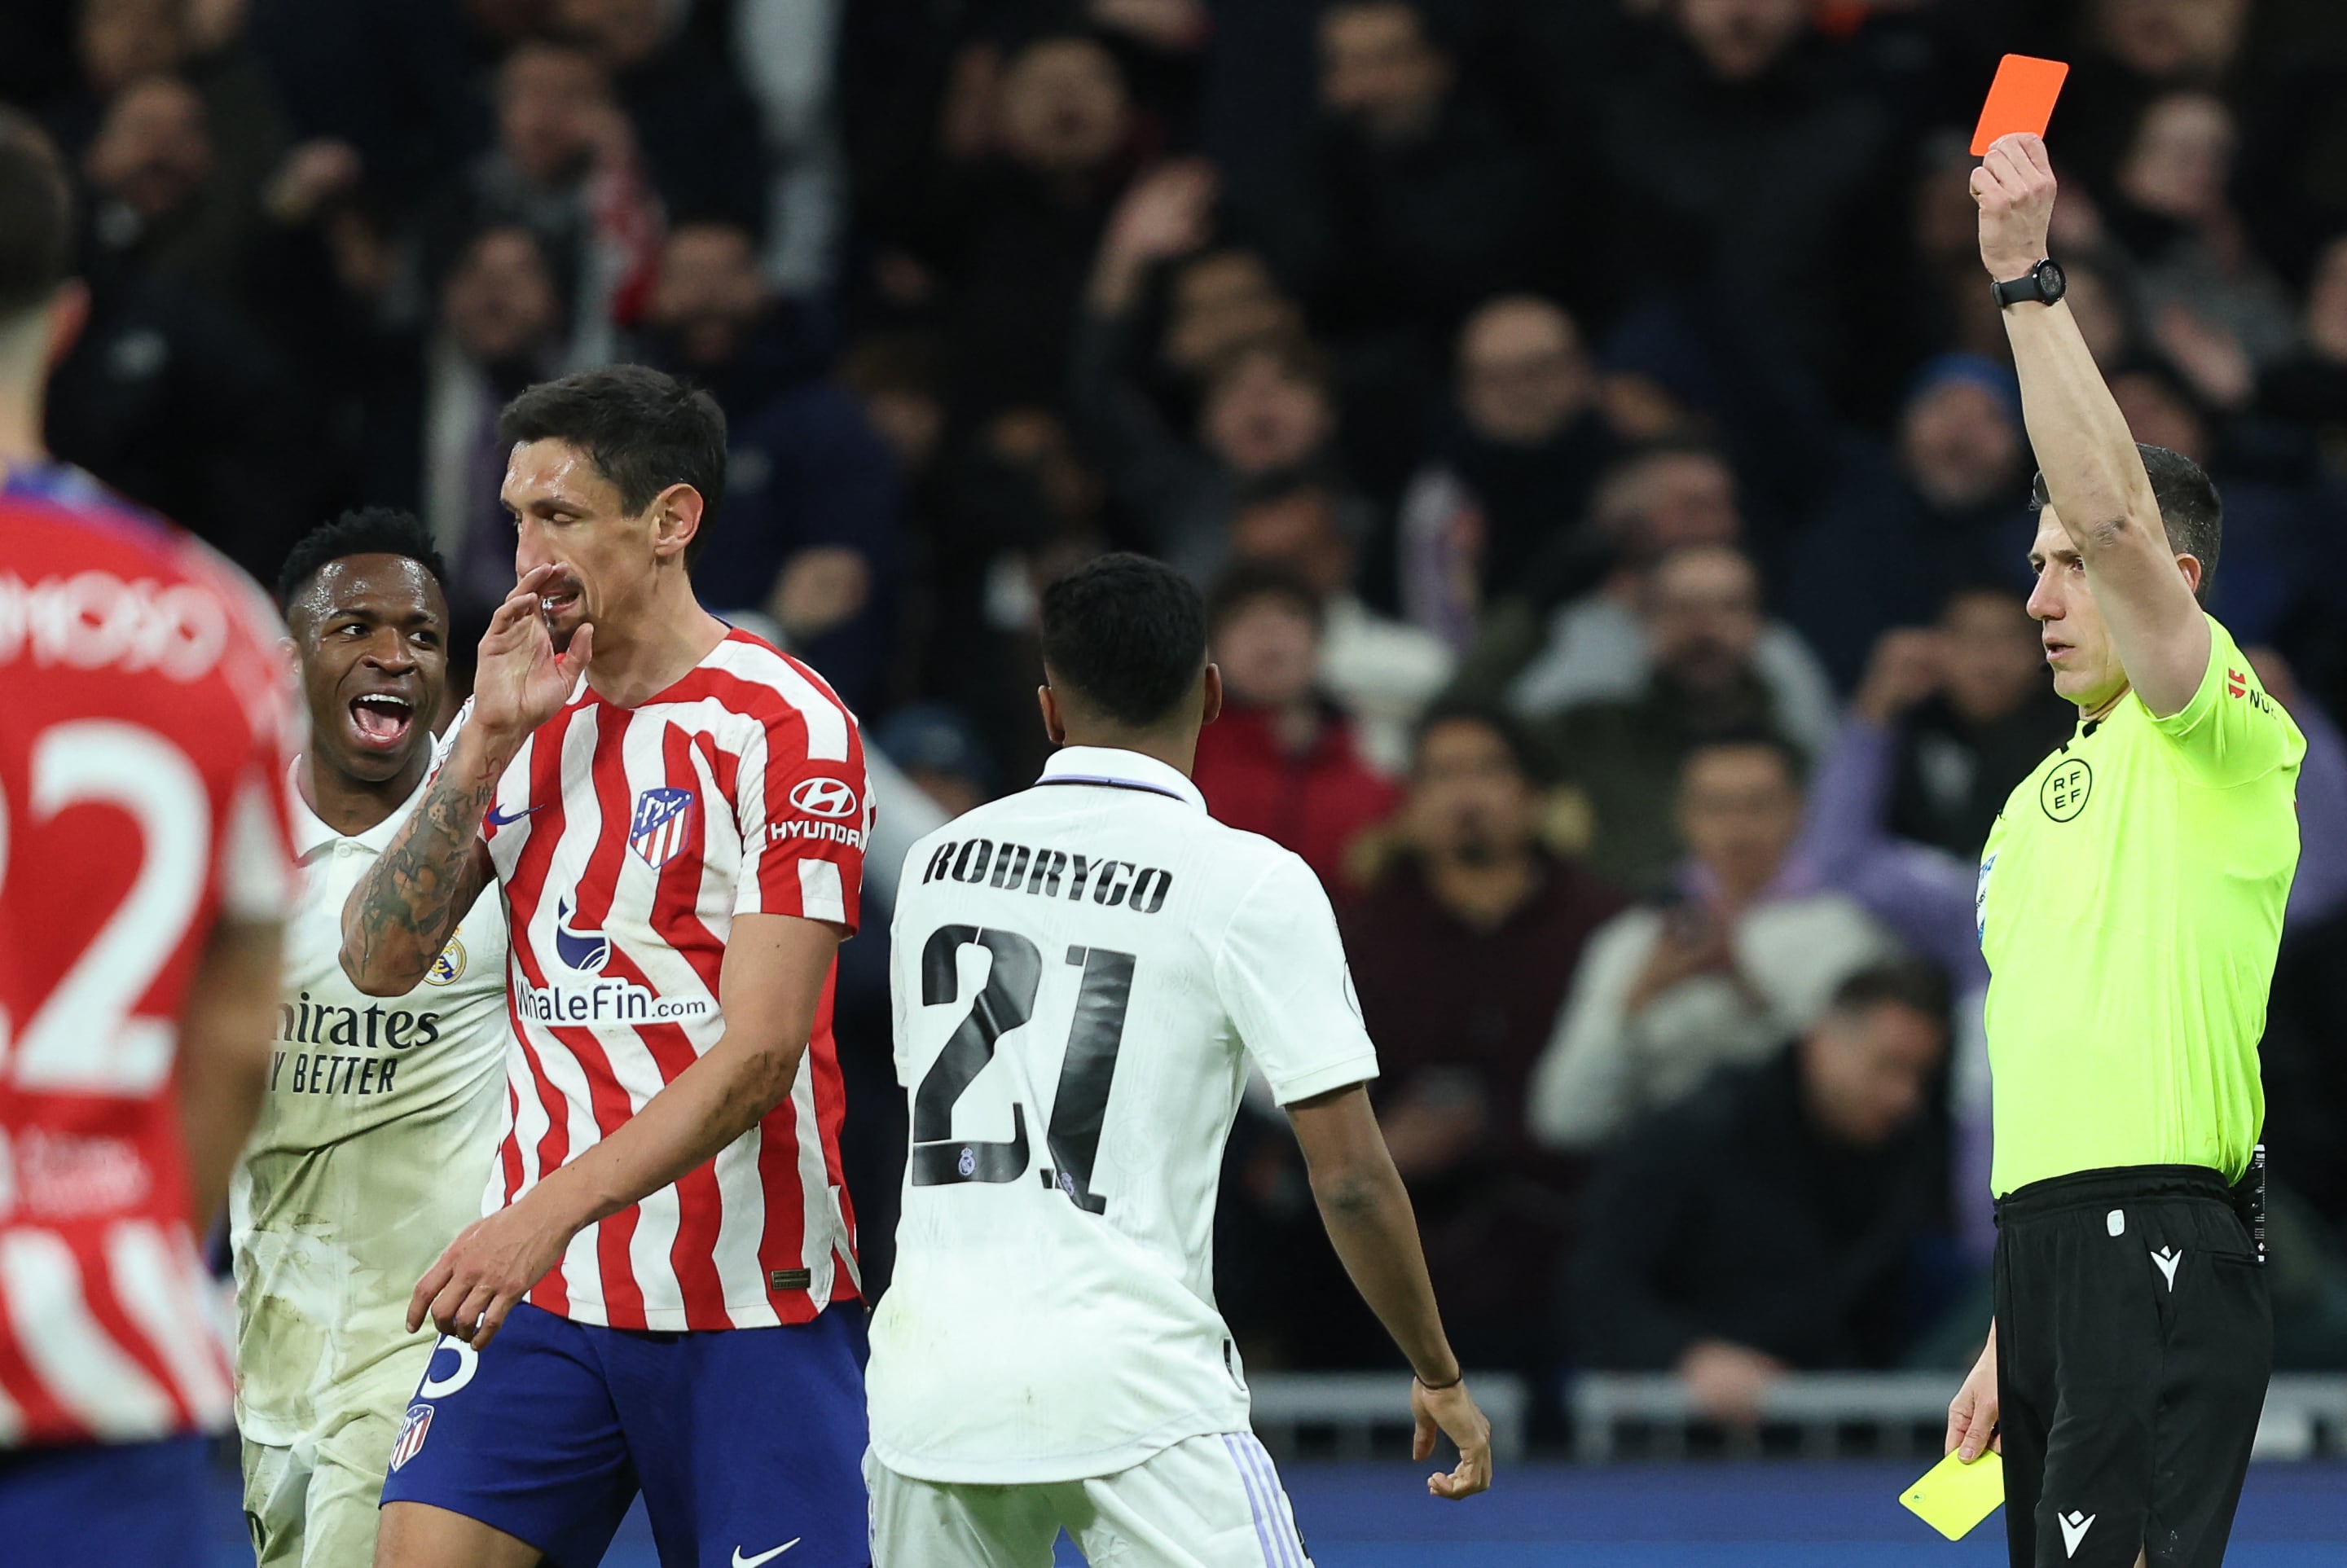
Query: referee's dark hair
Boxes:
[
  {"xmin": 1826, "ymin": 959, "xmax": 1954, "ymax": 1030},
  {"xmin": 276, "ymin": 508, "xmax": 450, "ymax": 613},
  {"xmin": 1040, "ymin": 553, "xmax": 1208, "ymax": 730},
  {"xmin": 2030, "ymin": 442, "xmax": 2221, "ymax": 603},
  {"xmin": 499, "ymin": 365, "xmax": 729, "ymax": 565}
]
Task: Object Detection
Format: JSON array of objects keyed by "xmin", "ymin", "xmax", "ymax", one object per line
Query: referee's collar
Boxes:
[{"xmin": 1037, "ymin": 746, "xmax": 1207, "ymax": 812}]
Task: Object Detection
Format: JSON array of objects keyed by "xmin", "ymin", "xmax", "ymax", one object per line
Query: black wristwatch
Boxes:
[{"xmin": 1991, "ymin": 257, "xmax": 2066, "ymax": 310}]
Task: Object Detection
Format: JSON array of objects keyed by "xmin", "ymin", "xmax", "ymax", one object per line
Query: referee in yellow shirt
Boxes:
[{"xmin": 1941, "ymin": 135, "xmax": 2305, "ymax": 1568}]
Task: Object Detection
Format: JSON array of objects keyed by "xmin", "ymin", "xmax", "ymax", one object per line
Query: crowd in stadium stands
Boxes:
[{"xmin": 20, "ymin": 0, "xmax": 2347, "ymax": 1427}]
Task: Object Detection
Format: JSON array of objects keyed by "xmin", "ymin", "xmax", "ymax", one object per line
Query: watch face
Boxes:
[{"xmin": 2037, "ymin": 259, "xmax": 2066, "ymax": 301}]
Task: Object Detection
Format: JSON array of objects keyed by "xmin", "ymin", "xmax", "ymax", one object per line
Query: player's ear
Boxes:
[
  {"xmin": 1037, "ymin": 683, "xmax": 1066, "ymax": 745},
  {"xmin": 1200, "ymin": 662, "xmax": 1224, "ymax": 727},
  {"xmin": 2176, "ymin": 552, "xmax": 2204, "ymax": 600},
  {"xmin": 651, "ymin": 482, "xmax": 704, "ymax": 562}
]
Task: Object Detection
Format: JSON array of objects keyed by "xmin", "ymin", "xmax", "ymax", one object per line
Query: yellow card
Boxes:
[{"xmin": 1901, "ymin": 1450, "xmax": 2005, "ymax": 1541}]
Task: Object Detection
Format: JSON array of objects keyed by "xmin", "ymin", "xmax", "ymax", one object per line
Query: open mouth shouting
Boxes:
[{"xmin": 349, "ymin": 691, "xmax": 418, "ymax": 751}]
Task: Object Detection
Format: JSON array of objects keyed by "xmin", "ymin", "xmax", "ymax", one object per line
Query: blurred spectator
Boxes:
[
  {"xmin": 2058, "ymin": 0, "xmax": 2253, "ymax": 200},
  {"xmin": 1074, "ymin": 157, "xmax": 1303, "ymax": 437},
  {"xmin": 434, "ymin": 37, "xmax": 661, "ymax": 367},
  {"xmin": 920, "ymin": 407, "xmax": 1112, "ymax": 784},
  {"xmin": 1071, "ymin": 161, "xmax": 1343, "ymax": 573},
  {"xmin": 1532, "ymin": 543, "xmax": 1833, "ymax": 893},
  {"xmin": 79, "ymin": 76, "xmax": 253, "ymax": 299},
  {"xmin": 1787, "ymin": 355, "xmax": 2039, "ymax": 687},
  {"xmin": 1527, "ymin": 734, "xmax": 1898, "ymax": 1152},
  {"xmin": 396, "ymin": 222, "xmax": 567, "ymax": 617},
  {"xmin": 1338, "ymin": 704, "xmax": 1628, "ymax": 1370},
  {"xmin": 1851, "ymin": 592, "xmax": 2074, "ymax": 862},
  {"xmin": 2106, "ymin": 90, "xmax": 2295, "ymax": 412},
  {"xmin": 692, "ymin": 371, "xmax": 904, "ymax": 713},
  {"xmin": 732, "ymin": 0, "xmax": 846, "ymax": 296},
  {"xmin": 50, "ymin": 0, "xmax": 292, "ymax": 291},
  {"xmin": 1226, "ymin": 469, "xmax": 1450, "ymax": 771},
  {"xmin": 1191, "ymin": 560, "xmax": 1400, "ymax": 890},
  {"xmin": 559, "ymin": 0, "xmax": 764, "ymax": 235},
  {"xmin": 1285, "ymin": 0, "xmax": 1560, "ymax": 349},
  {"xmin": 1455, "ymin": 445, "xmax": 1836, "ymax": 755},
  {"xmin": 640, "ymin": 220, "xmax": 818, "ymax": 422},
  {"xmin": 1595, "ymin": 0, "xmax": 1896, "ymax": 395},
  {"xmin": 893, "ymin": 29, "xmax": 1140, "ymax": 420},
  {"xmin": 2256, "ymin": 233, "xmax": 2347, "ymax": 479},
  {"xmin": 1570, "ymin": 961, "xmax": 1952, "ymax": 1417},
  {"xmin": 874, "ymin": 702, "xmax": 997, "ymax": 821},
  {"xmin": 1396, "ymin": 295, "xmax": 1623, "ymax": 649}
]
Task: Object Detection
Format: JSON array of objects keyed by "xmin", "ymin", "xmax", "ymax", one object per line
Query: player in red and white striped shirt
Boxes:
[
  {"xmin": 342, "ymin": 365, "xmax": 872, "ymax": 1568},
  {"xmin": 0, "ymin": 117, "xmax": 297, "ymax": 1558}
]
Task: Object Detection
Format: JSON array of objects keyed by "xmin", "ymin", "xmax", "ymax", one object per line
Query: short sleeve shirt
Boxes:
[
  {"xmin": 868, "ymin": 746, "xmax": 1379, "ymax": 1485},
  {"xmin": 1979, "ymin": 617, "xmax": 2303, "ymax": 1195}
]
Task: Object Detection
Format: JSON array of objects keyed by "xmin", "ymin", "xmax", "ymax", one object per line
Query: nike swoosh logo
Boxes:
[
  {"xmin": 732, "ymin": 1544, "xmax": 799, "ymax": 1568},
  {"xmin": 486, "ymin": 803, "xmax": 544, "ymax": 826}
]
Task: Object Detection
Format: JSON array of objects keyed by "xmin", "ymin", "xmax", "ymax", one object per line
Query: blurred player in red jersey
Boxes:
[
  {"xmin": 0, "ymin": 113, "xmax": 297, "ymax": 1557},
  {"xmin": 342, "ymin": 366, "xmax": 872, "ymax": 1567}
]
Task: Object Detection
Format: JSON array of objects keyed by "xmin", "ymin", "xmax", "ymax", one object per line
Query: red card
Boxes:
[{"xmin": 1971, "ymin": 55, "xmax": 2069, "ymax": 157}]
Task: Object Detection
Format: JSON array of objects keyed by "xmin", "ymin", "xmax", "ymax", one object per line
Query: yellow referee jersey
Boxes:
[{"xmin": 1978, "ymin": 616, "xmax": 2303, "ymax": 1196}]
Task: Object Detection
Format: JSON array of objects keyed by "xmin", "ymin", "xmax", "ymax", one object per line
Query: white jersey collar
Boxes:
[
  {"xmin": 288, "ymin": 757, "xmax": 435, "ymax": 861},
  {"xmin": 1036, "ymin": 745, "xmax": 1207, "ymax": 813}
]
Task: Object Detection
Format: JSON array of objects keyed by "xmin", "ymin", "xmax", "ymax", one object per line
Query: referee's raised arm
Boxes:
[{"xmin": 1972, "ymin": 132, "xmax": 2209, "ymax": 718}]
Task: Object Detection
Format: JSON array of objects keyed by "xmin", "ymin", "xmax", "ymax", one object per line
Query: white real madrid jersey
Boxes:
[
  {"xmin": 230, "ymin": 746, "xmax": 510, "ymax": 1445},
  {"xmin": 868, "ymin": 745, "xmax": 1381, "ymax": 1485}
]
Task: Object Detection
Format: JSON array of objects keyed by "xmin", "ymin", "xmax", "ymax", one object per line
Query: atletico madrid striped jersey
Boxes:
[
  {"xmin": 0, "ymin": 460, "xmax": 297, "ymax": 1448},
  {"xmin": 479, "ymin": 628, "xmax": 871, "ymax": 1330}
]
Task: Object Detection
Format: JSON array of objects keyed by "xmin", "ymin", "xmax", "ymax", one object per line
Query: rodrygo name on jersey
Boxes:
[{"xmin": 869, "ymin": 746, "xmax": 1379, "ymax": 1487}]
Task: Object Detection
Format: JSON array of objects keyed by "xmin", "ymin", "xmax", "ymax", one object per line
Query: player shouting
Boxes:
[
  {"xmin": 341, "ymin": 366, "xmax": 873, "ymax": 1567},
  {"xmin": 869, "ymin": 554, "xmax": 1491, "ymax": 1566},
  {"xmin": 234, "ymin": 511, "xmax": 511, "ymax": 1568}
]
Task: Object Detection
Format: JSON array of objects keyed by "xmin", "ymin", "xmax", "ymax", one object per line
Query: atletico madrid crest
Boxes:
[
  {"xmin": 628, "ymin": 788, "xmax": 697, "ymax": 869},
  {"xmin": 389, "ymin": 1403, "xmax": 433, "ymax": 1471}
]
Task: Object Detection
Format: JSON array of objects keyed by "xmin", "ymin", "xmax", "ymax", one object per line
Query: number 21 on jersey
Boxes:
[{"xmin": 910, "ymin": 925, "xmax": 1135, "ymax": 1215}]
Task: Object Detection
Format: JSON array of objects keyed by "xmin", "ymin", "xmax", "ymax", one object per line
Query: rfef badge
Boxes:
[{"xmin": 2041, "ymin": 759, "xmax": 2092, "ymax": 822}]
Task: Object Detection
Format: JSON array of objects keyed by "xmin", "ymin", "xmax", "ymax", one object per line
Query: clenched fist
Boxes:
[{"xmin": 1972, "ymin": 132, "xmax": 2059, "ymax": 282}]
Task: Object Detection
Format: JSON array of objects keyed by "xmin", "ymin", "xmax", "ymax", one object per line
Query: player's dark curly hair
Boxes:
[
  {"xmin": 2030, "ymin": 441, "xmax": 2221, "ymax": 604},
  {"xmin": 276, "ymin": 507, "xmax": 449, "ymax": 611},
  {"xmin": 1039, "ymin": 553, "xmax": 1207, "ymax": 730},
  {"xmin": 499, "ymin": 365, "xmax": 728, "ymax": 565}
]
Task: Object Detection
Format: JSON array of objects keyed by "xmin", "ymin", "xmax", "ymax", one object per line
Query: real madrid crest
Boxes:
[{"xmin": 426, "ymin": 937, "xmax": 465, "ymax": 986}]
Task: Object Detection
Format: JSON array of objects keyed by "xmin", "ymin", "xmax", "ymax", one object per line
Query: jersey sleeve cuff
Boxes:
[
  {"xmin": 2147, "ymin": 638, "xmax": 2226, "ymax": 742},
  {"xmin": 1268, "ymin": 1056, "xmax": 1381, "ymax": 1107}
]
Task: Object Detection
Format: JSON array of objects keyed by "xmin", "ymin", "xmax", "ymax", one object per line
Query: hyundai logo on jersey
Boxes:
[
  {"xmin": 789, "ymin": 776, "xmax": 861, "ymax": 819},
  {"xmin": 629, "ymin": 787, "xmax": 697, "ymax": 868},
  {"xmin": 555, "ymin": 898, "xmax": 611, "ymax": 973}
]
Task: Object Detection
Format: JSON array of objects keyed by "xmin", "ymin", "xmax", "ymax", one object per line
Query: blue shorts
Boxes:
[
  {"xmin": 380, "ymin": 1302, "xmax": 871, "ymax": 1568},
  {"xmin": 0, "ymin": 1433, "xmax": 217, "ymax": 1561}
]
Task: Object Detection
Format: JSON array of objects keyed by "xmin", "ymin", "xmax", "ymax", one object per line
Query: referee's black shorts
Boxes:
[{"xmin": 1993, "ymin": 1165, "xmax": 2270, "ymax": 1568}]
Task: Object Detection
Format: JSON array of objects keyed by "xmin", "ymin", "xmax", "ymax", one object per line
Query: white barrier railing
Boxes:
[
  {"xmin": 1249, "ymin": 1372, "xmax": 1529, "ymax": 1461},
  {"xmin": 1570, "ymin": 1372, "xmax": 2347, "ymax": 1462}
]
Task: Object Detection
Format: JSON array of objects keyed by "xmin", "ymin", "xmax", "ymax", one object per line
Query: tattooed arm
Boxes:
[
  {"xmin": 338, "ymin": 726, "xmax": 506, "ymax": 994},
  {"xmin": 341, "ymin": 563, "xmax": 592, "ymax": 995}
]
